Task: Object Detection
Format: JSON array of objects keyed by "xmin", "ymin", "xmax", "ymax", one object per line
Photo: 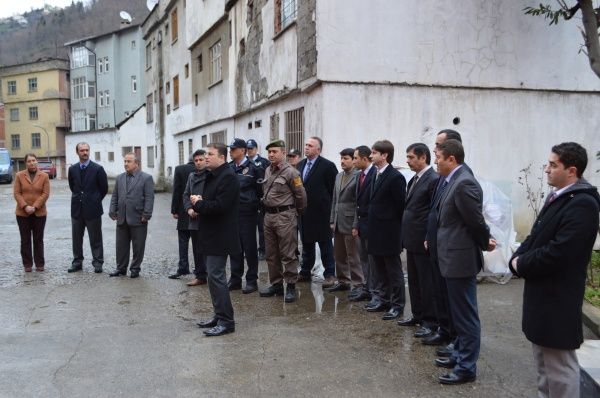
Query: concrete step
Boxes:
[{"xmin": 578, "ymin": 339, "xmax": 600, "ymax": 397}]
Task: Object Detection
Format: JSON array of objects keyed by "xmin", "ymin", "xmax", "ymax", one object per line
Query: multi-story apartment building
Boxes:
[
  {"xmin": 0, "ymin": 103, "xmax": 5, "ymax": 148},
  {"xmin": 0, "ymin": 58, "xmax": 70, "ymax": 175}
]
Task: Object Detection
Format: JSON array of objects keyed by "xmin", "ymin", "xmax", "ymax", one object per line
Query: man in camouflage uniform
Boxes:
[{"xmin": 259, "ymin": 140, "xmax": 307, "ymax": 303}]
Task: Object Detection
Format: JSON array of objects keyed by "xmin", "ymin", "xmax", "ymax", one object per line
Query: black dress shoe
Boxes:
[
  {"xmin": 284, "ymin": 285, "xmax": 297, "ymax": 303},
  {"xmin": 130, "ymin": 271, "xmax": 140, "ymax": 278},
  {"xmin": 168, "ymin": 271, "xmax": 189, "ymax": 279},
  {"xmin": 397, "ymin": 316, "xmax": 419, "ymax": 326},
  {"xmin": 435, "ymin": 358, "xmax": 457, "ymax": 369},
  {"xmin": 197, "ymin": 317, "xmax": 218, "ymax": 328},
  {"xmin": 422, "ymin": 332, "xmax": 450, "ymax": 346},
  {"xmin": 228, "ymin": 282, "xmax": 242, "ymax": 291},
  {"xmin": 67, "ymin": 266, "xmax": 82, "ymax": 273},
  {"xmin": 203, "ymin": 325, "xmax": 235, "ymax": 337},
  {"xmin": 438, "ymin": 372, "xmax": 476, "ymax": 385},
  {"xmin": 414, "ymin": 326, "xmax": 434, "ymax": 338},
  {"xmin": 109, "ymin": 270, "xmax": 126, "ymax": 277},
  {"xmin": 94, "ymin": 267, "xmax": 103, "ymax": 274},
  {"xmin": 382, "ymin": 308, "xmax": 402, "ymax": 320},
  {"xmin": 259, "ymin": 284, "xmax": 284, "ymax": 297},
  {"xmin": 365, "ymin": 302, "xmax": 388, "ymax": 312},
  {"xmin": 327, "ymin": 282, "xmax": 351, "ymax": 292},
  {"xmin": 436, "ymin": 342, "xmax": 455, "ymax": 357},
  {"xmin": 242, "ymin": 283, "xmax": 258, "ymax": 294},
  {"xmin": 349, "ymin": 290, "xmax": 371, "ymax": 302}
]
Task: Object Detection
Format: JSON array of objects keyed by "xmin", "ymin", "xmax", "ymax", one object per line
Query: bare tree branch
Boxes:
[{"xmin": 578, "ymin": 0, "xmax": 600, "ymax": 78}]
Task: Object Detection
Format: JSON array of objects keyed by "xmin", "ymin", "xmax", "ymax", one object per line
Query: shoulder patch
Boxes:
[{"xmin": 293, "ymin": 176, "xmax": 303, "ymax": 187}]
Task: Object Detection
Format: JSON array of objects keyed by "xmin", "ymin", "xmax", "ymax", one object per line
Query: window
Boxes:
[
  {"xmin": 122, "ymin": 147, "xmax": 133, "ymax": 158},
  {"xmin": 185, "ymin": 63, "xmax": 189, "ymax": 78},
  {"xmin": 31, "ymin": 133, "xmax": 41, "ymax": 149},
  {"xmin": 171, "ymin": 8, "xmax": 178, "ymax": 43},
  {"xmin": 10, "ymin": 108, "xmax": 19, "ymax": 121},
  {"xmin": 201, "ymin": 135, "xmax": 208, "ymax": 147},
  {"xmin": 71, "ymin": 46, "xmax": 94, "ymax": 68},
  {"xmin": 197, "ymin": 53, "xmax": 203, "ymax": 72},
  {"xmin": 29, "ymin": 107, "xmax": 38, "ymax": 120},
  {"xmin": 104, "ymin": 57, "xmax": 109, "ymax": 72},
  {"xmin": 166, "ymin": 81, "xmax": 170, "ymax": 94},
  {"xmin": 131, "ymin": 40, "xmax": 136, "ymax": 49},
  {"xmin": 210, "ymin": 41, "xmax": 222, "ymax": 84},
  {"xmin": 105, "ymin": 91, "xmax": 110, "ymax": 107},
  {"xmin": 254, "ymin": 120, "xmax": 262, "ymax": 128},
  {"xmin": 146, "ymin": 43, "xmax": 152, "ymax": 69},
  {"xmin": 173, "ymin": 75, "xmax": 179, "ymax": 108},
  {"xmin": 147, "ymin": 146, "xmax": 155, "ymax": 168},
  {"xmin": 146, "ymin": 94, "xmax": 154, "ymax": 122},
  {"xmin": 89, "ymin": 114, "xmax": 96, "ymax": 130},
  {"xmin": 131, "ymin": 76, "xmax": 137, "ymax": 93},
  {"xmin": 195, "ymin": 94, "xmax": 198, "ymax": 106},
  {"xmin": 188, "ymin": 138, "xmax": 193, "ymax": 156},
  {"xmin": 28, "ymin": 78, "xmax": 38, "ymax": 92},
  {"xmin": 270, "ymin": 112, "xmax": 280, "ymax": 141},
  {"xmin": 210, "ymin": 130, "xmax": 226, "ymax": 144},
  {"xmin": 167, "ymin": 104, "xmax": 171, "ymax": 114},
  {"xmin": 178, "ymin": 141, "xmax": 184, "ymax": 165},
  {"xmin": 72, "ymin": 77, "xmax": 87, "ymax": 100},
  {"xmin": 11, "ymin": 134, "xmax": 20, "ymax": 149},
  {"xmin": 285, "ymin": 107, "xmax": 304, "ymax": 152},
  {"xmin": 99, "ymin": 58, "xmax": 104, "ymax": 73},
  {"xmin": 88, "ymin": 81, "xmax": 96, "ymax": 97},
  {"xmin": 95, "ymin": 152, "xmax": 101, "ymax": 161},
  {"xmin": 99, "ymin": 91, "xmax": 104, "ymax": 107},
  {"xmin": 7, "ymin": 80, "xmax": 16, "ymax": 95},
  {"xmin": 108, "ymin": 152, "xmax": 115, "ymax": 162},
  {"xmin": 275, "ymin": 0, "xmax": 297, "ymax": 34},
  {"xmin": 72, "ymin": 110, "xmax": 96, "ymax": 131}
]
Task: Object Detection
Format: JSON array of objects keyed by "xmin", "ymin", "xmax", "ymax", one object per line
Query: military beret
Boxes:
[{"xmin": 266, "ymin": 139, "xmax": 286, "ymax": 150}]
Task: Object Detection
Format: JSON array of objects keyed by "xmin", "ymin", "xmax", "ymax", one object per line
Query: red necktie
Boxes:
[{"xmin": 359, "ymin": 171, "xmax": 366, "ymax": 188}]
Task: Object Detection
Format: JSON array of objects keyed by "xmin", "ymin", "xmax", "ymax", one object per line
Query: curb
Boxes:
[{"xmin": 582, "ymin": 301, "xmax": 600, "ymax": 338}]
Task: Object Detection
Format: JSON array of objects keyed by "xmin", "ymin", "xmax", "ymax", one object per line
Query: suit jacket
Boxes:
[
  {"xmin": 298, "ymin": 155, "xmax": 338, "ymax": 242},
  {"xmin": 13, "ymin": 170, "xmax": 50, "ymax": 217},
  {"xmin": 183, "ymin": 170, "xmax": 208, "ymax": 231},
  {"xmin": 510, "ymin": 179, "xmax": 600, "ymax": 350},
  {"xmin": 68, "ymin": 161, "xmax": 108, "ymax": 220},
  {"xmin": 353, "ymin": 165, "xmax": 376, "ymax": 237},
  {"xmin": 192, "ymin": 163, "xmax": 241, "ymax": 256},
  {"xmin": 171, "ymin": 162, "xmax": 195, "ymax": 230},
  {"xmin": 401, "ymin": 167, "xmax": 438, "ymax": 253},
  {"xmin": 329, "ymin": 169, "xmax": 359, "ymax": 235},
  {"xmin": 109, "ymin": 170, "xmax": 155, "ymax": 226},
  {"xmin": 436, "ymin": 166, "xmax": 489, "ymax": 278},
  {"xmin": 367, "ymin": 164, "xmax": 406, "ymax": 256}
]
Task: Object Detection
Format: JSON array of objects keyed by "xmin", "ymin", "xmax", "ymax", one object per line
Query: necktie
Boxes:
[
  {"xmin": 544, "ymin": 192, "xmax": 557, "ymax": 208},
  {"xmin": 438, "ymin": 179, "xmax": 449, "ymax": 200},
  {"xmin": 408, "ymin": 175, "xmax": 419, "ymax": 196},
  {"xmin": 126, "ymin": 173, "xmax": 133, "ymax": 190},
  {"xmin": 303, "ymin": 161, "xmax": 312, "ymax": 181},
  {"xmin": 359, "ymin": 171, "xmax": 366, "ymax": 188}
]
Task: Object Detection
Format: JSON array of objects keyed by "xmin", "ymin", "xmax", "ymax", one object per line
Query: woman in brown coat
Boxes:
[{"xmin": 13, "ymin": 153, "xmax": 50, "ymax": 272}]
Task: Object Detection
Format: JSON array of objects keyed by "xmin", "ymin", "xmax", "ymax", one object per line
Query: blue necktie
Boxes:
[{"xmin": 303, "ymin": 161, "xmax": 312, "ymax": 181}]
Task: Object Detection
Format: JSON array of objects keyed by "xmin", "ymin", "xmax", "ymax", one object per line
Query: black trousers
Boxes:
[
  {"xmin": 177, "ymin": 230, "xmax": 191, "ymax": 273},
  {"xmin": 371, "ymin": 254, "xmax": 406, "ymax": 310},
  {"xmin": 257, "ymin": 211, "xmax": 265, "ymax": 253},
  {"xmin": 430, "ymin": 254, "xmax": 454, "ymax": 338},
  {"xmin": 115, "ymin": 222, "xmax": 147, "ymax": 273},
  {"xmin": 229, "ymin": 213, "xmax": 259, "ymax": 285},
  {"xmin": 71, "ymin": 216, "xmax": 104, "ymax": 269},
  {"xmin": 16, "ymin": 215, "xmax": 46, "ymax": 269},
  {"xmin": 206, "ymin": 255, "xmax": 235, "ymax": 328},
  {"xmin": 190, "ymin": 231, "xmax": 207, "ymax": 279},
  {"xmin": 406, "ymin": 250, "xmax": 437, "ymax": 327},
  {"xmin": 300, "ymin": 239, "xmax": 336, "ymax": 278}
]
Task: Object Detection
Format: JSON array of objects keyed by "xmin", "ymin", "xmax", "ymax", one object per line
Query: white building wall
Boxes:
[
  {"xmin": 316, "ymin": 0, "xmax": 600, "ymax": 91},
  {"xmin": 186, "ymin": 0, "xmax": 227, "ymax": 47}
]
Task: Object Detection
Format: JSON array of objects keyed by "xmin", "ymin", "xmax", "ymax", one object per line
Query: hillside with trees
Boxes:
[{"xmin": 0, "ymin": 0, "xmax": 150, "ymax": 66}]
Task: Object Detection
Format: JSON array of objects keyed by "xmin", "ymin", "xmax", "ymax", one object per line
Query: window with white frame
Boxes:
[
  {"xmin": 105, "ymin": 90, "xmax": 110, "ymax": 107},
  {"xmin": 10, "ymin": 108, "xmax": 19, "ymax": 121},
  {"xmin": 104, "ymin": 57, "xmax": 109, "ymax": 72},
  {"xmin": 72, "ymin": 77, "xmax": 87, "ymax": 100},
  {"xmin": 210, "ymin": 40, "xmax": 222, "ymax": 84},
  {"xmin": 7, "ymin": 80, "xmax": 16, "ymax": 95},
  {"xmin": 88, "ymin": 80, "xmax": 95, "ymax": 97},
  {"xmin": 28, "ymin": 78, "xmax": 38, "ymax": 92},
  {"xmin": 29, "ymin": 107, "xmax": 38, "ymax": 120},
  {"xmin": 71, "ymin": 46, "xmax": 93, "ymax": 68},
  {"xmin": 99, "ymin": 58, "xmax": 104, "ymax": 73},
  {"xmin": 11, "ymin": 134, "xmax": 20, "ymax": 149},
  {"xmin": 275, "ymin": 0, "xmax": 297, "ymax": 34},
  {"xmin": 31, "ymin": 133, "xmax": 41, "ymax": 149},
  {"xmin": 99, "ymin": 91, "xmax": 105, "ymax": 107},
  {"xmin": 72, "ymin": 110, "xmax": 87, "ymax": 131},
  {"xmin": 131, "ymin": 76, "xmax": 137, "ymax": 92}
]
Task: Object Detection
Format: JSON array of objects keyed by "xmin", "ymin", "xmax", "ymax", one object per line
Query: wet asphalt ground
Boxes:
[{"xmin": 0, "ymin": 179, "xmax": 543, "ymax": 397}]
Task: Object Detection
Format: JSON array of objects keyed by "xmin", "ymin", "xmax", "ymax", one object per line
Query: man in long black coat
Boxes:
[
  {"xmin": 297, "ymin": 136, "xmax": 338, "ymax": 287},
  {"xmin": 510, "ymin": 142, "xmax": 600, "ymax": 397},
  {"xmin": 191, "ymin": 143, "xmax": 240, "ymax": 337},
  {"xmin": 169, "ymin": 155, "xmax": 196, "ymax": 279}
]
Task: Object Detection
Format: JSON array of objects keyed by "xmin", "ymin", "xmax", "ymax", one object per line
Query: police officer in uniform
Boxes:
[
  {"xmin": 247, "ymin": 139, "xmax": 270, "ymax": 260},
  {"xmin": 228, "ymin": 138, "xmax": 264, "ymax": 294},
  {"xmin": 259, "ymin": 140, "xmax": 306, "ymax": 303}
]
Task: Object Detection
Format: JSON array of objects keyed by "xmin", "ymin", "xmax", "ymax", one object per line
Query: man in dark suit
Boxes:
[
  {"xmin": 328, "ymin": 148, "xmax": 363, "ymax": 295},
  {"xmin": 108, "ymin": 153, "xmax": 155, "ymax": 278},
  {"xmin": 68, "ymin": 142, "xmax": 108, "ymax": 273},
  {"xmin": 433, "ymin": 139, "xmax": 495, "ymax": 385},
  {"xmin": 298, "ymin": 136, "xmax": 338, "ymax": 287},
  {"xmin": 365, "ymin": 140, "xmax": 406, "ymax": 321},
  {"xmin": 398, "ymin": 143, "xmax": 438, "ymax": 339},
  {"xmin": 350, "ymin": 145, "xmax": 377, "ymax": 302},
  {"xmin": 168, "ymin": 155, "xmax": 196, "ymax": 279},
  {"xmin": 510, "ymin": 142, "xmax": 599, "ymax": 397},
  {"xmin": 192, "ymin": 143, "xmax": 240, "ymax": 337}
]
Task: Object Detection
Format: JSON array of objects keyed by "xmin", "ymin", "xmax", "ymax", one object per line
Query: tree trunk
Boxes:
[{"xmin": 579, "ymin": 0, "xmax": 600, "ymax": 78}]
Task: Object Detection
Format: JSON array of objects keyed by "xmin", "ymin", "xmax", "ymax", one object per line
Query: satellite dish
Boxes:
[
  {"xmin": 119, "ymin": 11, "xmax": 133, "ymax": 23},
  {"xmin": 146, "ymin": 0, "xmax": 158, "ymax": 11}
]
